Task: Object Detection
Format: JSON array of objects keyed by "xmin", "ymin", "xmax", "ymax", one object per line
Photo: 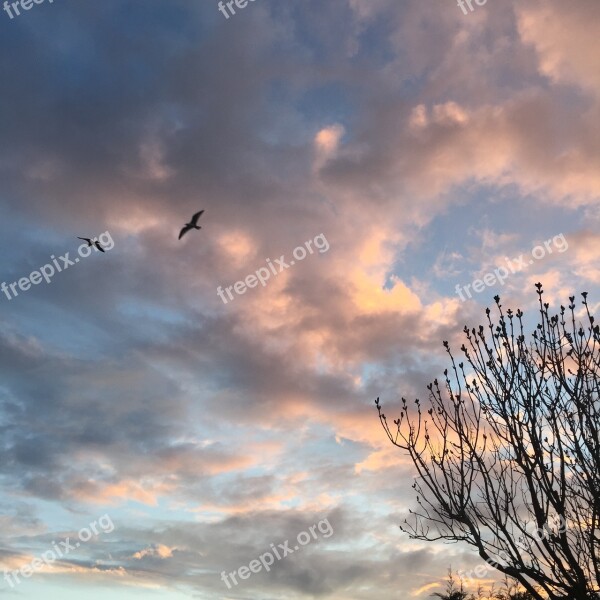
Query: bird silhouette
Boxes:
[
  {"xmin": 179, "ymin": 210, "xmax": 205, "ymax": 240},
  {"xmin": 77, "ymin": 237, "xmax": 105, "ymax": 252}
]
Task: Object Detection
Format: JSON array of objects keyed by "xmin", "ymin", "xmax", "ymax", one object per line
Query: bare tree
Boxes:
[{"xmin": 376, "ymin": 285, "xmax": 600, "ymax": 600}]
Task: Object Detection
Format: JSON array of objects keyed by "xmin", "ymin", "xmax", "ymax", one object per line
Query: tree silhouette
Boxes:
[
  {"xmin": 376, "ymin": 285, "xmax": 600, "ymax": 600},
  {"xmin": 431, "ymin": 568, "xmax": 472, "ymax": 600},
  {"xmin": 432, "ymin": 569, "xmax": 537, "ymax": 600}
]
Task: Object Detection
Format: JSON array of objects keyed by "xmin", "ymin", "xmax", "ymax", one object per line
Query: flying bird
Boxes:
[
  {"xmin": 179, "ymin": 210, "xmax": 205, "ymax": 240},
  {"xmin": 77, "ymin": 237, "xmax": 105, "ymax": 252}
]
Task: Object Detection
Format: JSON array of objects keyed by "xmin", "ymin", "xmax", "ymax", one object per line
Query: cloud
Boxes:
[
  {"xmin": 133, "ymin": 544, "xmax": 175, "ymax": 560},
  {"xmin": 517, "ymin": 0, "xmax": 600, "ymax": 94},
  {"xmin": 0, "ymin": 0, "xmax": 599, "ymax": 598}
]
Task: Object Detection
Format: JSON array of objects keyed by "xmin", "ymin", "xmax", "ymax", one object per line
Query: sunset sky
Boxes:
[{"xmin": 1, "ymin": 0, "xmax": 600, "ymax": 598}]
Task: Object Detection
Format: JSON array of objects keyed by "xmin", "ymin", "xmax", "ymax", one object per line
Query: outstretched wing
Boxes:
[
  {"xmin": 179, "ymin": 225, "xmax": 192, "ymax": 240},
  {"xmin": 190, "ymin": 210, "xmax": 205, "ymax": 225},
  {"xmin": 77, "ymin": 237, "xmax": 92, "ymax": 243},
  {"xmin": 94, "ymin": 241, "xmax": 106, "ymax": 253}
]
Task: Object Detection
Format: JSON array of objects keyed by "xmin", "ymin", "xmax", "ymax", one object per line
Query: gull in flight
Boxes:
[
  {"xmin": 179, "ymin": 210, "xmax": 205, "ymax": 240},
  {"xmin": 77, "ymin": 237, "xmax": 105, "ymax": 252}
]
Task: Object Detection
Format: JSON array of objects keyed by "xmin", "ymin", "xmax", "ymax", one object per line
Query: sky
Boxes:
[{"xmin": 1, "ymin": 0, "xmax": 600, "ymax": 598}]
